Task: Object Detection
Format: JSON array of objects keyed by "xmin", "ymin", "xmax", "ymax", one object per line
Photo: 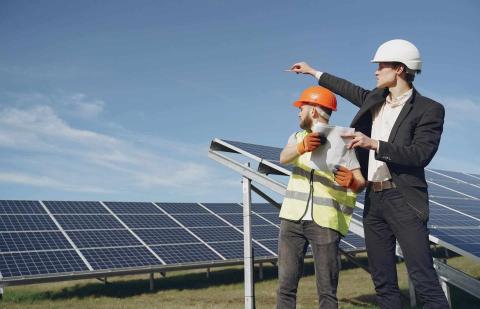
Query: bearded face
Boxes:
[{"xmin": 298, "ymin": 105, "xmax": 313, "ymax": 130}]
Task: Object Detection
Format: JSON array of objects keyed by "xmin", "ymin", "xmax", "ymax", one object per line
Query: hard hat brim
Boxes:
[
  {"xmin": 292, "ymin": 100, "xmax": 336, "ymax": 111},
  {"xmin": 293, "ymin": 101, "xmax": 304, "ymax": 108}
]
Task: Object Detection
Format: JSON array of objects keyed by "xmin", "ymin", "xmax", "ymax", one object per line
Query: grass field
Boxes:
[{"xmin": 2, "ymin": 255, "xmax": 479, "ymax": 308}]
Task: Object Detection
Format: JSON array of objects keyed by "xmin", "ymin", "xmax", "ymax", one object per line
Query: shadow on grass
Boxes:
[
  {"xmin": 8, "ymin": 257, "xmax": 374, "ymax": 303},
  {"xmin": 10, "ymin": 265, "xmax": 276, "ymax": 302}
]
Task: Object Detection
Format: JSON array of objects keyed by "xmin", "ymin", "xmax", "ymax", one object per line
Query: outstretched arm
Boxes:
[{"xmin": 287, "ymin": 62, "xmax": 371, "ymax": 108}]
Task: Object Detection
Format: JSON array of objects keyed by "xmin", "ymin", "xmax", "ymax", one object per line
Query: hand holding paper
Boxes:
[
  {"xmin": 342, "ymin": 131, "xmax": 379, "ymax": 151},
  {"xmin": 297, "ymin": 132, "xmax": 324, "ymax": 155}
]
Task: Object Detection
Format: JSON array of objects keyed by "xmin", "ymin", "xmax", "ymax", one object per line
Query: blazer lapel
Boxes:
[
  {"xmin": 351, "ymin": 88, "xmax": 388, "ymax": 127},
  {"xmin": 388, "ymin": 89, "xmax": 416, "ymax": 143}
]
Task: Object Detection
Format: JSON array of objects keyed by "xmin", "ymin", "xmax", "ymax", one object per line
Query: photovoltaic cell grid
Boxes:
[
  {"xmin": 1, "ymin": 201, "xmax": 363, "ymax": 283},
  {"xmin": 222, "ymin": 139, "xmax": 292, "ymax": 172},
  {"xmin": 214, "ymin": 139, "xmax": 480, "ymax": 261}
]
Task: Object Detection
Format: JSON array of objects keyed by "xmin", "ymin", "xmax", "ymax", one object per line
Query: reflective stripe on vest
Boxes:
[{"xmin": 279, "ymin": 130, "xmax": 357, "ymax": 236}]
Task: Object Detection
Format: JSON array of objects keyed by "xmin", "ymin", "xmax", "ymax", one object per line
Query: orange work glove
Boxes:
[
  {"xmin": 333, "ymin": 165, "xmax": 361, "ymax": 191},
  {"xmin": 297, "ymin": 132, "xmax": 325, "ymax": 155}
]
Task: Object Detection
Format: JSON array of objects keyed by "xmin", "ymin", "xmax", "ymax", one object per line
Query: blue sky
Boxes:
[{"xmin": 1, "ymin": 0, "xmax": 479, "ymax": 202}]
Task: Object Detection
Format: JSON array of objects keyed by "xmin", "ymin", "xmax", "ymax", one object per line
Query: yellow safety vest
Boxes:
[{"xmin": 279, "ymin": 130, "xmax": 357, "ymax": 236}]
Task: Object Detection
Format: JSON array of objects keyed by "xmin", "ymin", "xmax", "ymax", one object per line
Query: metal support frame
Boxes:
[
  {"xmin": 150, "ymin": 273, "xmax": 154, "ymax": 291},
  {"xmin": 434, "ymin": 258, "xmax": 480, "ymax": 301},
  {"xmin": 243, "ymin": 163, "xmax": 255, "ymax": 309},
  {"xmin": 258, "ymin": 263, "xmax": 264, "ymax": 280}
]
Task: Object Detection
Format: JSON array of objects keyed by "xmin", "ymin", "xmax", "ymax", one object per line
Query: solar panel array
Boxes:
[
  {"xmin": 213, "ymin": 139, "xmax": 480, "ymax": 262},
  {"xmin": 0, "ymin": 201, "xmax": 365, "ymax": 284}
]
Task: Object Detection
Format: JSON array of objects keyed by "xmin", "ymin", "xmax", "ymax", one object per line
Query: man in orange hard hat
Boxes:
[
  {"xmin": 287, "ymin": 39, "xmax": 449, "ymax": 308},
  {"xmin": 277, "ymin": 86, "xmax": 365, "ymax": 309}
]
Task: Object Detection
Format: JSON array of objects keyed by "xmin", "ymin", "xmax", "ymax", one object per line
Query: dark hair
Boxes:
[
  {"xmin": 318, "ymin": 106, "xmax": 333, "ymax": 116},
  {"xmin": 392, "ymin": 62, "xmax": 416, "ymax": 84}
]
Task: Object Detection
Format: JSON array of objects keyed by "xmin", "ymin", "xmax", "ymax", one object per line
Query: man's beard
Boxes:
[{"xmin": 299, "ymin": 116, "xmax": 312, "ymax": 130}]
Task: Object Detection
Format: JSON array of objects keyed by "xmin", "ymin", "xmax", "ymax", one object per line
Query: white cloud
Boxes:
[
  {"xmin": 62, "ymin": 93, "xmax": 105, "ymax": 118},
  {"xmin": 0, "ymin": 103, "xmax": 237, "ymax": 198},
  {"xmin": 0, "ymin": 171, "xmax": 112, "ymax": 193},
  {"xmin": 438, "ymin": 96, "xmax": 480, "ymax": 127},
  {"xmin": 5, "ymin": 91, "xmax": 106, "ymax": 119}
]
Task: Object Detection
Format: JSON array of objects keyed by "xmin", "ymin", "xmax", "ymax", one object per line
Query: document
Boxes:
[{"xmin": 308, "ymin": 123, "xmax": 357, "ymax": 172}]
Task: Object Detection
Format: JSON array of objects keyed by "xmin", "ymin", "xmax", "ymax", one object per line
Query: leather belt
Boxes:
[{"xmin": 370, "ymin": 180, "xmax": 396, "ymax": 192}]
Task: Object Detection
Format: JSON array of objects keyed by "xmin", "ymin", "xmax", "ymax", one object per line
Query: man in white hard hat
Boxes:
[{"xmin": 287, "ymin": 39, "xmax": 449, "ymax": 308}]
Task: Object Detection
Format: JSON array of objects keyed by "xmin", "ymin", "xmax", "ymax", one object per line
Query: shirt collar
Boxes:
[{"xmin": 386, "ymin": 88, "xmax": 413, "ymax": 107}]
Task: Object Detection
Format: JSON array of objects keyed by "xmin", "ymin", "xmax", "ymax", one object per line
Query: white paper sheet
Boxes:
[{"xmin": 308, "ymin": 123, "xmax": 356, "ymax": 172}]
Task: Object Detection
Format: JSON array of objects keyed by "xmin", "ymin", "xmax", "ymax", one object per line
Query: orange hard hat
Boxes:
[{"xmin": 293, "ymin": 86, "xmax": 337, "ymax": 111}]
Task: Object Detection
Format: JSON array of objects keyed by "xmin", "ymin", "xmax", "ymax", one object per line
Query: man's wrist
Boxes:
[{"xmin": 314, "ymin": 71, "xmax": 323, "ymax": 80}]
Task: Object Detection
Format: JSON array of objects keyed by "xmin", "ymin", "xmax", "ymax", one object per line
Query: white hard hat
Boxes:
[{"xmin": 371, "ymin": 39, "xmax": 422, "ymax": 72}]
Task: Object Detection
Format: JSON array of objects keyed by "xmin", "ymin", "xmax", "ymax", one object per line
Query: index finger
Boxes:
[{"xmin": 289, "ymin": 63, "xmax": 302, "ymax": 70}]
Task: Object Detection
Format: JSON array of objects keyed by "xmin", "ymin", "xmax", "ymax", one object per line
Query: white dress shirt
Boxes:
[
  {"xmin": 368, "ymin": 89, "xmax": 412, "ymax": 181},
  {"xmin": 314, "ymin": 71, "xmax": 412, "ymax": 181}
]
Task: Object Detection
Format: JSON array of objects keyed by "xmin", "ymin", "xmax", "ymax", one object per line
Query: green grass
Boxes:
[{"xmin": 2, "ymin": 255, "xmax": 479, "ymax": 308}]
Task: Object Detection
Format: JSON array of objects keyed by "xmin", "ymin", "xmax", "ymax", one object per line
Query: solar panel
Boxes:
[
  {"xmin": 430, "ymin": 198, "xmax": 480, "ymax": 218},
  {"xmin": 340, "ymin": 233, "xmax": 366, "ymax": 251},
  {"xmin": 151, "ymin": 243, "xmax": 223, "ymax": 264},
  {"xmin": 0, "ymin": 231, "xmax": 72, "ymax": 252},
  {"xmin": 0, "ymin": 215, "xmax": 58, "ymax": 231},
  {"xmin": 66, "ymin": 229, "xmax": 142, "ymax": 248},
  {"xmin": 117, "ymin": 214, "xmax": 180, "ymax": 229},
  {"xmin": 209, "ymin": 241, "xmax": 272, "ymax": 259},
  {"xmin": 54, "ymin": 214, "xmax": 124, "ymax": 230},
  {"xmin": 189, "ymin": 227, "xmax": 244, "ymax": 242},
  {"xmin": 218, "ymin": 213, "xmax": 271, "ymax": 226},
  {"xmin": 43, "ymin": 201, "xmax": 108, "ymax": 214},
  {"xmin": 81, "ymin": 246, "xmax": 162, "ymax": 270},
  {"xmin": 171, "ymin": 214, "xmax": 229, "ymax": 227},
  {"xmin": 251, "ymin": 225, "xmax": 281, "ymax": 241},
  {"xmin": 155, "ymin": 202, "xmax": 210, "ymax": 214},
  {"xmin": 0, "ymin": 200, "xmax": 46, "ymax": 214},
  {"xmin": 426, "ymin": 169, "xmax": 480, "ymax": 199},
  {"xmin": 254, "ymin": 213, "xmax": 281, "ymax": 225},
  {"xmin": 0, "ymin": 199, "xmax": 366, "ymax": 284},
  {"xmin": 0, "ymin": 250, "xmax": 89, "ymax": 278},
  {"xmin": 104, "ymin": 202, "xmax": 163, "ymax": 214},
  {"xmin": 201, "ymin": 203, "xmax": 244, "ymax": 214},
  {"xmin": 133, "ymin": 228, "xmax": 199, "ymax": 245},
  {"xmin": 210, "ymin": 139, "xmax": 480, "ymax": 263},
  {"xmin": 258, "ymin": 239, "xmax": 278, "ymax": 254}
]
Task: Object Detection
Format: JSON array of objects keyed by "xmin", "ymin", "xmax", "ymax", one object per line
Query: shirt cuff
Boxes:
[{"xmin": 314, "ymin": 71, "xmax": 323, "ymax": 80}]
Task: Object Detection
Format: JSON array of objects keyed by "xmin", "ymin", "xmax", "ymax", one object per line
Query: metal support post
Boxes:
[
  {"xmin": 0, "ymin": 286, "xmax": 3, "ymax": 300},
  {"xmin": 258, "ymin": 263, "xmax": 263, "ymax": 280},
  {"xmin": 206, "ymin": 267, "xmax": 210, "ymax": 279},
  {"xmin": 150, "ymin": 273, "xmax": 154, "ymax": 291},
  {"xmin": 243, "ymin": 163, "xmax": 255, "ymax": 309}
]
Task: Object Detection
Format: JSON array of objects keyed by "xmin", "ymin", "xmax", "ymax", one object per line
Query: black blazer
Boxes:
[{"xmin": 319, "ymin": 73, "xmax": 445, "ymax": 221}]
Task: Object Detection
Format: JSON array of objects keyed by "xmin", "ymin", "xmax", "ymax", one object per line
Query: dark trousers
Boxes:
[
  {"xmin": 276, "ymin": 220, "xmax": 340, "ymax": 309},
  {"xmin": 364, "ymin": 187, "xmax": 450, "ymax": 309}
]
